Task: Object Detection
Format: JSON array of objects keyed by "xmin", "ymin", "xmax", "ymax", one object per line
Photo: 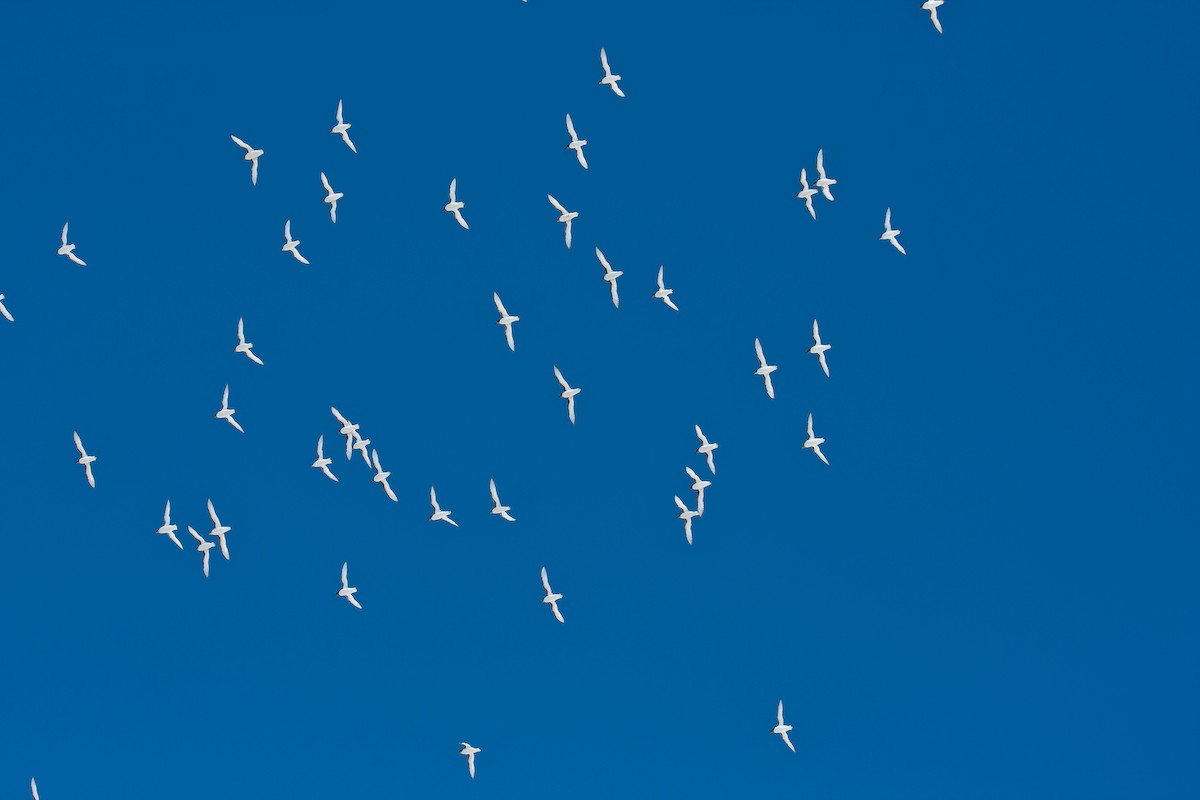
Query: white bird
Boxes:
[
  {"xmin": 230, "ymin": 135, "xmax": 263, "ymax": 185},
  {"xmin": 214, "ymin": 384, "xmax": 244, "ymax": 433},
  {"xmin": 156, "ymin": 500, "xmax": 183, "ymax": 549},
  {"xmin": 493, "ymin": 292, "xmax": 519, "ymax": 351},
  {"xmin": 489, "ymin": 478, "xmax": 515, "ymax": 522},
  {"xmin": 599, "ymin": 47, "xmax": 625, "ymax": 97},
  {"xmin": 773, "ymin": 699, "xmax": 796, "ymax": 753},
  {"xmin": 72, "ymin": 431, "xmax": 96, "ymax": 488},
  {"xmin": 754, "ymin": 338, "xmax": 778, "ymax": 399},
  {"xmin": 330, "ymin": 99, "xmax": 357, "ymax": 152},
  {"xmin": 809, "ymin": 319, "xmax": 831, "ymax": 378},
  {"xmin": 58, "ymin": 222, "xmax": 87, "ymax": 266},
  {"xmin": 540, "ymin": 566, "xmax": 565, "ymax": 623},
  {"xmin": 459, "ymin": 743, "xmax": 481, "ymax": 779},
  {"xmin": 31, "ymin": 777, "xmax": 39, "ymax": 800},
  {"xmin": 595, "ymin": 247, "xmax": 623, "ymax": 308},
  {"xmin": 547, "ymin": 194, "xmax": 578, "ymax": 249},
  {"xmin": 429, "ymin": 486, "xmax": 459, "ymax": 527},
  {"xmin": 444, "ymin": 178, "xmax": 469, "ymax": 230},
  {"xmin": 281, "ymin": 220, "xmax": 310, "ymax": 265},
  {"xmin": 815, "ymin": 149, "xmax": 837, "ymax": 201},
  {"xmin": 674, "ymin": 495, "xmax": 700, "ymax": 545},
  {"xmin": 320, "ymin": 172, "xmax": 343, "ymax": 223},
  {"xmin": 338, "ymin": 561, "xmax": 362, "ymax": 609},
  {"xmin": 330, "ymin": 406, "xmax": 361, "ymax": 460},
  {"xmin": 235, "ymin": 317, "xmax": 264, "ymax": 366},
  {"xmin": 796, "ymin": 168, "xmax": 818, "ymax": 220},
  {"xmin": 653, "ymin": 266, "xmax": 679, "ymax": 311},
  {"xmin": 685, "ymin": 466, "xmax": 712, "ymax": 516},
  {"xmin": 207, "ymin": 498, "xmax": 232, "ymax": 561},
  {"xmin": 312, "ymin": 435, "xmax": 338, "ymax": 482},
  {"xmin": 0, "ymin": 294, "xmax": 12, "ymax": 323},
  {"xmin": 565, "ymin": 113, "xmax": 589, "ymax": 169},
  {"xmin": 695, "ymin": 424, "xmax": 719, "ymax": 475},
  {"xmin": 371, "ymin": 449, "xmax": 397, "ymax": 502},
  {"xmin": 351, "ymin": 431, "xmax": 372, "ymax": 466},
  {"xmin": 881, "ymin": 207, "xmax": 906, "ymax": 255},
  {"xmin": 922, "ymin": 0, "xmax": 944, "ymax": 34},
  {"xmin": 189, "ymin": 525, "xmax": 216, "ymax": 578},
  {"xmin": 553, "ymin": 365, "xmax": 581, "ymax": 424},
  {"xmin": 804, "ymin": 413, "xmax": 829, "ymax": 466}
]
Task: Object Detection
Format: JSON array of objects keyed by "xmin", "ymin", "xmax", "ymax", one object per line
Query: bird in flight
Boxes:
[
  {"xmin": 331, "ymin": 407, "xmax": 360, "ymax": 460},
  {"xmin": 320, "ymin": 172, "xmax": 343, "ymax": 223},
  {"xmin": 459, "ymin": 743, "xmax": 481, "ymax": 779},
  {"xmin": 230, "ymin": 135, "xmax": 263, "ymax": 185},
  {"xmin": 553, "ymin": 366, "xmax": 581, "ymax": 424},
  {"xmin": 773, "ymin": 699, "xmax": 796, "ymax": 752},
  {"xmin": 0, "ymin": 294, "xmax": 12, "ymax": 323},
  {"xmin": 351, "ymin": 431, "xmax": 372, "ymax": 466},
  {"xmin": 754, "ymin": 338, "xmax": 778, "ymax": 399},
  {"xmin": 489, "ymin": 479, "xmax": 516, "ymax": 522},
  {"xmin": 73, "ymin": 431, "xmax": 96, "ymax": 488},
  {"xmin": 685, "ymin": 466, "xmax": 712, "ymax": 516},
  {"xmin": 371, "ymin": 449, "xmax": 398, "ymax": 502},
  {"xmin": 565, "ymin": 113, "xmax": 588, "ymax": 169},
  {"xmin": 281, "ymin": 220, "xmax": 309, "ymax": 265},
  {"xmin": 58, "ymin": 223, "xmax": 87, "ymax": 266},
  {"xmin": 156, "ymin": 500, "xmax": 183, "ymax": 549},
  {"xmin": 796, "ymin": 168, "xmax": 818, "ymax": 220},
  {"xmin": 235, "ymin": 317, "xmax": 264, "ymax": 365},
  {"xmin": 815, "ymin": 149, "xmax": 837, "ymax": 201},
  {"xmin": 674, "ymin": 495, "xmax": 700, "ymax": 545},
  {"xmin": 207, "ymin": 499, "xmax": 232, "ymax": 561},
  {"xmin": 493, "ymin": 292, "xmax": 519, "ymax": 351},
  {"xmin": 540, "ymin": 566, "xmax": 565, "ymax": 623},
  {"xmin": 189, "ymin": 526, "xmax": 216, "ymax": 578},
  {"xmin": 338, "ymin": 561, "xmax": 362, "ymax": 609},
  {"xmin": 215, "ymin": 385, "xmax": 244, "ymax": 433},
  {"xmin": 881, "ymin": 208, "xmax": 906, "ymax": 254},
  {"xmin": 444, "ymin": 178, "xmax": 469, "ymax": 230},
  {"xmin": 312, "ymin": 435, "xmax": 339, "ymax": 482},
  {"xmin": 695, "ymin": 425, "xmax": 719, "ymax": 475},
  {"xmin": 653, "ymin": 266, "xmax": 679, "ymax": 311},
  {"xmin": 429, "ymin": 486, "xmax": 459, "ymax": 527},
  {"xmin": 599, "ymin": 47, "xmax": 625, "ymax": 97},
  {"xmin": 804, "ymin": 413, "xmax": 829, "ymax": 465},
  {"xmin": 922, "ymin": 0, "xmax": 944, "ymax": 33},
  {"xmin": 809, "ymin": 320, "xmax": 831, "ymax": 378},
  {"xmin": 330, "ymin": 99, "xmax": 357, "ymax": 153},
  {"xmin": 547, "ymin": 194, "xmax": 578, "ymax": 249},
  {"xmin": 595, "ymin": 247, "xmax": 623, "ymax": 308}
]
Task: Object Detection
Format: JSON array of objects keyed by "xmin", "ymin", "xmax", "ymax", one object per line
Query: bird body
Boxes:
[
  {"xmin": 320, "ymin": 172, "xmax": 343, "ymax": 222},
  {"xmin": 754, "ymin": 338, "xmax": 778, "ymax": 399},
  {"xmin": 599, "ymin": 48, "xmax": 625, "ymax": 96},
  {"xmin": 803, "ymin": 413, "xmax": 829, "ymax": 465},
  {"xmin": 215, "ymin": 384, "xmax": 243, "ymax": 432},
  {"xmin": 330, "ymin": 100, "xmax": 357, "ymax": 152},
  {"xmin": 815, "ymin": 149, "xmax": 837, "ymax": 201},
  {"xmin": 489, "ymin": 479, "xmax": 516, "ymax": 521},
  {"xmin": 922, "ymin": 0, "xmax": 945, "ymax": 33},
  {"xmin": 547, "ymin": 194, "xmax": 578, "ymax": 248},
  {"xmin": 773, "ymin": 700, "xmax": 797, "ymax": 752},
  {"xmin": 189, "ymin": 526, "xmax": 216, "ymax": 578},
  {"xmin": 58, "ymin": 223, "xmax": 87, "ymax": 266},
  {"xmin": 881, "ymin": 207, "xmax": 906, "ymax": 254},
  {"xmin": 654, "ymin": 266, "xmax": 679, "ymax": 311},
  {"xmin": 565, "ymin": 113, "xmax": 589, "ymax": 168},
  {"xmin": 235, "ymin": 317, "xmax": 264, "ymax": 365},
  {"xmin": 444, "ymin": 178, "xmax": 469, "ymax": 229},
  {"xmin": 156, "ymin": 500, "xmax": 183, "ymax": 549},
  {"xmin": 554, "ymin": 366, "xmax": 581, "ymax": 424},
  {"xmin": 541, "ymin": 566, "xmax": 565, "ymax": 622},
  {"xmin": 493, "ymin": 293, "xmax": 519, "ymax": 351},
  {"xmin": 230, "ymin": 135, "xmax": 263, "ymax": 185},
  {"xmin": 695, "ymin": 424, "xmax": 719, "ymax": 474},
  {"xmin": 459, "ymin": 743, "xmax": 481, "ymax": 779},
  {"xmin": 675, "ymin": 495, "xmax": 700, "ymax": 545},
  {"xmin": 338, "ymin": 561, "xmax": 362, "ymax": 608},
  {"xmin": 312, "ymin": 435, "xmax": 339, "ymax": 482},
  {"xmin": 282, "ymin": 220, "xmax": 309, "ymax": 264},
  {"xmin": 796, "ymin": 169, "xmax": 818, "ymax": 219},
  {"xmin": 73, "ymin": 431, "xmax": 97, "ymax": 488},
  {"xmin": 809, "ymin": 319, "xmax": 832, "ymax": 377},
  {"xmin": 595, "ymin": 247, "xmax": 623, "ymax": 308},
  {"xmin": 429, "ymin": 486, "xmax": 459, "ymax": 527}
]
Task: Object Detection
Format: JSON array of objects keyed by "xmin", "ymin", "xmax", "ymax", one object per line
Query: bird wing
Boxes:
[
  {"xmin": 168, "ymin": 530, "xmax": 183, "ymax": 549},
  {"xmin": 552, "ymin": 602, "xmax": 565, "ymax": 623},
  {"xmin": 814, "ymin": 443, "xmax": 829, "ymax": 466},
  {"xmin": 61, "ymin": 222, "xmax": 69, "ymax": 245},
  {"xmin": 294, "ymin": 249, "xmax": 310, "ymax": 265},
  {"xmin": 372, "ymin": 449, "xmax": 382, "ymax": 474},
  {"xmin": 453, "ymin": 209, "xmax": 469, "ymax": 230},
  {"xmin": 564, "ymin": 219, "xmax": 573, "ymax": 249},
  {"xmin": 799, "ymin": 168, "xmax": 809, "ymax": 189},
  {"xmin": 754, "ymin": 338, "xmax": 766, "ymax": 367},
  {"xmin": 342, "ymin": 131, "xmax": 357, "ymax": 153},
  {"xmin": 493, "ymin": 292, "xmax": 507, "ymax": 317},
  {"xmin": 541, "ymin": 566, "xmax": 551, "ymax": 594},
  {"xmin": 595, "ymin": 247, "xmax": 611, "ymax": 273},
  {"xmin": 600, "ymin": 47, "xmax": 611, "ymax": 74},
  {"xmin": 695, "ymin": 424, "xmax": 706, "ymax": 444},
  {"xmin": 610, "ymin": 279, "xmax": 620, "ymax": 308},
  {"xmin": 341, "ymin": 561, "xmax": 349, "ymax": 589},
  {"xmin": 0, "ymin": 299, "xmax": 12, "ymax": 322},
  {"xmin": 657, "ymin": 265, "xmax": 666, "ymax": 291},
  {"xmin": 567, "ymin": 395, "xmax": 576, "ymax": 424},
  {"xmin": 164, "ymin": 499, "xmax": 172, "ymax": 524},
  {"xmin": 331, "ymin": 406, "xmax": 348, "ymax": 425},
  {"xmin": 781, "ymin": 730, "xmax": 796, "ymax": 753},
  {"xmin": 812, "ymin": 319, "xmax": 821, "ymax": 344},
  {"xmin": 893, "ymin": 238, "xmax": 907, "ymax": 255},
  {"xmin": 322, "ymin": 465, "xmax": 339, "ymax": 483},
  {"xmin": 221, "ymin": 384, "xmax": 230, "ymax": 408},
  {"xmin": 321, "ymin": 172, "xmax": 332, "ymax": 193},
  {"xmin": 778, "ymin": 699, "xmax": 785, "ymax": 725},
  {"xmin": 665, "ymin": 295, "xmax": 679, "ymax": 311},
  {"xmin": 348, "ymin": 594, "xmax": 362, "ymax": 609},
  {"xmin": 611, "ymin": 82, "xmax": 626, "ymax": 98},
  {"xmin": 816, "ymin": 148, "xmax": 825, "ymax": 178},
  {"xmin": 819, "ymin": 351, "xmax": 830, "ymax": 378},
  {"xmin": 490, "ymin": 479, "xmax": 500, "ymax": 505},
  {"xmin": 554, "ymin": 366, "xmax": 568, "ymax": 390},
  {"xmin": 931, "ymin": 6, "xmax": 943, "ymax": 33},
  {"xmin": 237, "ymin": 317, "xmax": 245, "ymax": 343},
  {"xmin": 73, "ymin": 431, "xmax": 85, "ymax": 456},
  {"xmin": 189, "ymin": 525, "xmax": 205, "ymax": 545},
  {"xmin": 251, "ymin": 158, "xmax": 258, "ymax": 186},
  {"xmin": 32, "ymin": 777, "xmax": 39, "ymax": 800},
  {"xmin": 686, "ymin": 466, "xmax": 700, "ymax": 483},
  {"xmin": 675, "ymin": 495, "xmax": 687, "ymax": 512},
  {"xmin": 764, "ymin": 373, "xmax": 775, "ymax": 399},
  {"xmin": 383, "ymin": 480, "xmax": 397, "ymax": 502},
  {"xmin": 565, "ymin": 113, "xmax": 577, "ymax": 140},
  {"xmin": 230, "ymin": 134, "xmax": 250, "ymax": 151},
  {"xmin": 85, "ymin": 462, "xmax": 95, "ymax": 488},
  {"xmin": 448, "ymin": 178, "xmax": 457, "ymax": 202},
  {"xmin": 430, "ymin": 486, "xmax": 438, "ymax": 510},
  {"xmin": 807, "ymin": 413, "xmax": 815, "ymax": 438},
  {"xmin": 547, "ymin": 194, "xmax": 567, "ymax": 214},
  {"xmin": 208, "ymin": 498, "xmax": 220, "ymax": 527},
  {"xmin": 504, "ymin": 324, "xmax": 515, "ymax": 351},
  {"xmin": 884, "ymin": 207, "xmax": 892, "ymax": 229},
  {"xmin": 335, "ymin": 99, "xmax": 344, "ymax": 124},
  {"xmin": 576, "ymin": 148, "xmax": 588, "ymax": 169},
  {"xmin": 284, "ymin": 219, "xmax": 291, "ymax": 241},
  {"xmin": 316, "ymin": 435, "xmax": 325, "ymax": 458}
]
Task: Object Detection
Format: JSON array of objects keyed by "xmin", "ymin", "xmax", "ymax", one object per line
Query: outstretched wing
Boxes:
[
  {"xmin": 754, "ymin": 338, "xmax": 766, "ymax": 367},
  {"xmin": 541, "ymin": 566, "xmax": 551, "ymax": 594},
  {"xmin": 565, "ymin": 113, "xmax": 577, "ymax": 140},
  {"xmin": 230, "ymin": 134, "xmax": 250, "ymax": 151},
  {"xmin": 493, "ymin": 292, "xmax": 507, "ymax": 317},
  {"xmin": 341, "ymin": 561, "xmax": 349, "ymax": 589},
  {"xmin": 600, "ymin": 47, "xmax": 611, "ymax": 74},
  {"xmin": 73, "ymin": 431, "xmax": 85, "ymax": 456},
  {"xmin": 320, "ymin": 172, "xmax": 332, "ymax": 193},
  {"xmin": 553, "ymin": 365, "xmax": 568, "ymax": 390},
  {"xmin": 490, "ymin": 478, "xmax": 500, "ymax": 505},
  {"xmin": 547, "ymin": 194, "xmax": 567, "ymax": 215}
]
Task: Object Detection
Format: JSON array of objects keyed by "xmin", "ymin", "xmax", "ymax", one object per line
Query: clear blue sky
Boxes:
[{"xmin": 2, "ymin": 1, "xmax": 1197, "ymax": 797}]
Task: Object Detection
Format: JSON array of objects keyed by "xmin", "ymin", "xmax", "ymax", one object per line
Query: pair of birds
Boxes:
[
  {"xmin": 212, "ymin": 319, "xmax": 265, "ymax": 432},
  {"xmin": 154, "ymin": 499, "xmax": 232, "ymax": 578},
  {"xmin": 795, "ymin": 150, "xmax": 838, "ymax": 220},
  {"xmin": 592, "ymin": 249, "xmax": 680, "ymax": 312},
  {"xmin": 230, "ymin": 99, "xmax": 358, "ymax": 185},
  {"xmin": 753, "ymin": 321, "xmax": 833, "ymax": 398}
]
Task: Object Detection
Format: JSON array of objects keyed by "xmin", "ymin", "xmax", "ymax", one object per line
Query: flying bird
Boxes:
[
  {"xmin": 330, "ymin": 99, "xmax": 357, "ymax": 152},
  {"xmin": 599, "ymin": 47, "xmax": 625, "ymax": 97},
  {"xmin": 58, "ymin": 223, "xmax": 87, "ymax": 266},
  {"xmin": 922, "ymin": 0, "xmax": 944, "ymax": 33},
  {"xmin": 459, "ymin": 743, "xmax": 481, "ymax": 779},
  {"xmin": 429, "ymin": 486, "xmax": 459, "ymax": 527},
  {"xmin": 553, "ymin": 366, "xmax": 581, "ymax": 424},
  {"xmin": 214, "ymin": 385, "xmax": 244, "ymax": 433},
  {"xmin": 235, "ymin": 317, "xmax": 264, "ymax": 365},
  {"xmin": 815, "ymin": 149, "xmax": 837, "ymax": 201},
  {"xmin": 674, "ymin": 495, "xmax": 700, "ymax": 545},
  {"xmin": 686, "ymin": 466, "xmax": 712, "ymax": 516},
  {"xmin": 189, "ymin": 526, "xmax": 216, "ymax": 578},
  {"xmin": 754, "ymin": 338, "xmax": 778, "ymax": 399},
  {"xmin": 0, "ymin": 294, "xmax": 12, "ymax": 322},
  {"xmin": 547, "ymin": 194, "xmax": 578, "ymax": 248},
  {"xmin": 207, "ymin": 499, "xmax": 232, "ymax": 560},
  {"xmin": 796, "ymin": 169, "xmax": 818, "ymax": 220},
  {"xmin": 338, "ymin": 561, "xmax": 362, "ymax": 609},
  {"xmin": 493, "ymin": 292, "xmax": 519, "ymax": 351},
  {"xmin": 695, "ymin": 424, "xmax": 719, "ymax": 475},
  {"xmin": 773, "ymin": 699, "xmax": 796, "ymax": 753},
  {"xmin": 653, "ymin": 266, "xmax": 679, "ymax": 311},
  {"xmin": 809, "ymin": 319, "xmax": 831, "ymax": 378},
  {"xmin": 489, "ymin": 479, "xmax": 516, "ymax": 522},
  {"xmin": 351, "ymin": 431, "xmax": 372, "ymax": 466},
  {"xmin": 881, "ymin": 207, "xmax": 906, "ymax": 254},
  {"xmin": 73, "ymin": 431, "xmax": 96, "ymax": 488},
  {"xmin": 281, "ymin": 220, "xmax": 310, "ymax": 264},
  {"xmin": 804, "ymin": 413, "xmax": 829, "ymax": 465},
  {"xmin": 444, "ymin": 178, "xmax": 469, "ymax": 230},
  {"xmin": 595, "ymin": 247, "xmax": 623, "ymax": 308},
  {"xmin": 540, "ymin": 566, "xmax": 565, "ymax": 623},
  {"xmin": 371, "ymin": 449, "xmax": 397, "ymax": 502},
  {"xmin": 230, "ymin": 135, "xmax": 263, "ymax": 185},
  {"xmin": 312, "ymin": 435, "xmax": 338, "ymax": 482},
  {"xmin": 330, "ymin": 406, "xmax": 360, "ymax": 460},
  {"xmin": 565, "ymin": 113, "xmax": 588, "ymax": 169},
  {"xmin": 156, "ymin": 500, "xmax": 183, "ymax": 549},
  {"xmin": 320, "ymin": 172, "xmax": 343, "ymax": 223}
]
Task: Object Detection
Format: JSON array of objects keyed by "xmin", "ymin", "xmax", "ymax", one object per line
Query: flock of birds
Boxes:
[{"xmin": 20, "ymin": 4, "xmax": 955, "ymax": 792}]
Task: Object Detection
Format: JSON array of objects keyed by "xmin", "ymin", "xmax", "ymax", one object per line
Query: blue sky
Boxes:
[{"xmin": 2, "ymin": 1, "xmax": 1198, "ymax": 797}]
